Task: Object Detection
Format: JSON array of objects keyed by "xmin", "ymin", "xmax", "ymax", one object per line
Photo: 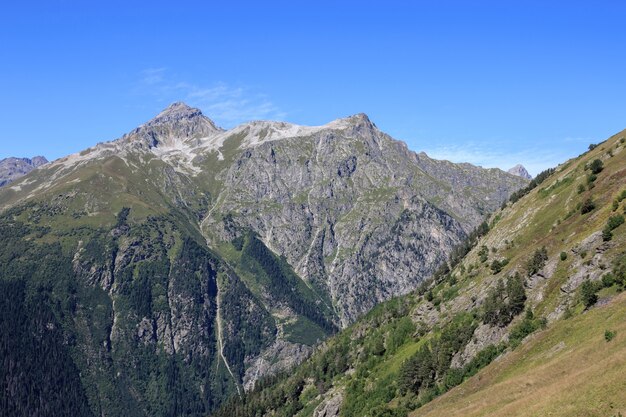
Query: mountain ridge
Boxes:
[
  {"xmin": 0, "ymin": 103, "xmax": 527, "ymax": 415},
  {"xmin": 0, "ymin": 155, "xmax": 48, "ymax": 187}
]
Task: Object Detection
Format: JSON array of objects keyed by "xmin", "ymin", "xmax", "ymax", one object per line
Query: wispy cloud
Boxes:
[
  {"xmin": 135, "ymin": 69, "xmax": 285, "ymax": 127},
  {"xmin": 421, "ymin": 141, "xmax": 581, "ymax": 177},
  {"xmin": 140, "ymin": 68, "xmax": 167, "ymax": 85}
]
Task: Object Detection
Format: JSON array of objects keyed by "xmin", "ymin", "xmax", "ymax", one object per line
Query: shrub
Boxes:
[
  {"xmin": 477, "ymin": 245, "xmax": 489, "ymax": 263},
  {"xmin": 581, "ymin": 280, "xmax": 598, "ymax": 308},
  {"xmin": 605, "ymin": 330, "xmax": 616, "ymax": 342},
  {"xmin": 580, "ymin": 198, "xmax": 596, "ymax": 214},
  {"xmin": 577, "ymin": 184, "xmax": 586, "ymax": 194},
  {"xmin": 509, "ymin": 309, "xmax": 545, "ymax": 348},
  {"xmin": 115, "ymin": 206, "xmax": 131, "ymax": 228},
  {"xmin": 447, "ymin": 274, "xmax": 457, "ymax": 286},
  {"xmin": 589, "ymin": 159, "xmax": 604, "ymax": 174},
  {"xmin": 560, "ymin": 251, "xmax": 567, "ymax": 261},
  {"xmin": 607, "ymin": 214, "xmax": 625, "ymax": 230},
  {"xmin": 231, "ymin": 235, "xmax": 244, "ymax": 251},
  {"xmin": 586, "ymin": 173, "xmax": 597, "ymax": 184},
  {"xmin": 490, "ymin": 258, "xmax": 508, "ymax": 274},
  {"xmin": 601, "ymin": 273, "xmax": 615, "ymax": 287},
  {"xmin": 527, "ymin": 246, "xmax": 548, "ymax": 276},
  {"xmin": 588, "ymin": 143, "xmax": 598, "ymax": 151},
  {"xmin": 461, "ymin": 344, "xmax": 504, "ymax": 378},
  {"xmin": 603, "ymin": 215, "xmax": 625, "ymax": 241},
  {"xmin": 506, "ymin": 273, "xmax": 527, "ymax": 317},
  {"xmin": 613, "ymin": 253, "xmax": 626, "ymax": 288},
  {"xmin": 483, "ymin": 274, "xmax": 526, "ymax": 326}
]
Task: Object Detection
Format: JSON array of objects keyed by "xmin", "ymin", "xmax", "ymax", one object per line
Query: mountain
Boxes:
[
  {"xmin": 214, "ymin": 132, "xmax": 626, "ymax": 416},
  {"xmin": 0, "ymin": 103, "xmax": 526, "ymax": 416},
  {"xmin": 0, "ymin": 155, "xmax": 48, "ymax": 187},
  {"xmin": 507, "ymin": 164, "xmax": 532, "ymax": 179}
]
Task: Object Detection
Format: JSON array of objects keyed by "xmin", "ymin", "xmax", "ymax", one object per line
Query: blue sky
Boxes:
[{"xmin": 1, "ymin": 1, "xmax": 626, "ymax": 175}]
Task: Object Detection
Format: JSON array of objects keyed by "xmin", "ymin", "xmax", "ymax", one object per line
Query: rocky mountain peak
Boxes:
[
  {"xmin": 123, "ymin": 102, "xmax": 223, "ymax": 150},
  {"xmin": 30, "ymin": 156, "xmax": 48, "ymax": 167},
  {"xmin": 328, "ymin": 113, "xmax": 377, "ymax": 132},
  {"xmin": 507, "ymin": 164, "xmax": 532, "ymax": 179},
  {"xmin": 147, "ymin": 102, "xmax": 221, "ymax": 131},
  {"xmin": 0, "ymin": 155, "xmax": 48, "ymax": 187},
  {"xmin": 344, "ymin": 112, "xmax": 372, "ymax": 124},
  {"xmin": 152, "ymin": 102, "xmax": 202, "ymax": 122}
]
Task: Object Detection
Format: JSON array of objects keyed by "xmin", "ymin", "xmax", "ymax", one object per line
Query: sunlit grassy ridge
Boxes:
[{"xmin": 413, "ymin": 292, "xmax": 626, "ymax": 417}]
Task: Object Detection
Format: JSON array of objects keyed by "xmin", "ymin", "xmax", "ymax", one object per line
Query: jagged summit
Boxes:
[
  {"xmin": 199, "ymin": 112, "xmax": 381, "ymax": 153},
  {"xmin": 325, "ymin": 112, "xmax": 376, "ymax": 131},
  {"xmin": 343, "ymin": 112, "xmax": 373, "ymax": 124},
  {"xmin": 152, "ymin": 102, "xmax": 203, "ymax": 123},
  {"xmin": 508, "ymin": 163, "xmax": 532, "ymax": 179},
  {"xmin": 0, "ymin": 156, "xmax": 48, "ymax": 187},
  {"xmin": 30, "ymin": 156, "xmax": 48, "ymax": 167},
  {"xmin": 145, "ymin": 101, "xmax": 222, "ymax": 132},
  {"xmin": 236, "ymin": 112, "xmax": 375, "ymax": 133},
  {"xmin": 120, "ymin": 102, "xmax": 223, "ymax": 153}
]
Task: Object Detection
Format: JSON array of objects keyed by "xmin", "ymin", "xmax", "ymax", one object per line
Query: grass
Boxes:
[
  {"xmin": 412, "ymin": 292, "xmax": 626, "ymax": 417},
  {"xmin": 374, "ymin": 336, "xmax": 428, "ymax": 378},
  {"xmin": 283, "ymin": 316, "xmax": 327, "ymax": 346}
]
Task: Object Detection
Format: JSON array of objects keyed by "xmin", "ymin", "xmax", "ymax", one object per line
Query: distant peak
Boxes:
[
  {"xmin": 120, "ymin": 102, "xmax": 223, "ymax": 151},
  {"xmin": 342, "ymin": 113, "xmax": 373, "ymax": 124},
  {"xmin": 507, "ymin": 164, "xmax": 532, "ymax": 179},
  {"xmin": 153, "ymin": 102, "xmax": 204, "ymax": 122},
  {"xmin": 347, "ymin": 112, "xmax": 370, "ymax": 121},
  {"xmin": 31, "ymin": 156, "xmax": 48, "ymax": 167},
  {"xmin": 139, "ymin": 101, "xmax": 222, "ymax": 133}
]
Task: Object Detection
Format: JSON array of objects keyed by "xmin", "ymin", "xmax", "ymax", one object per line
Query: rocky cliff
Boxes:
[{"xmin": 0, "ymin": 103, "xmax": 526, "ymax": 415}]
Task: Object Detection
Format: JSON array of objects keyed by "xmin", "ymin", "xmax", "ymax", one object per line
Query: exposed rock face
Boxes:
[
  {"xmin": 201, "ymin": 113, "xmax": 527, "ymax": 325},
  {"xmin": 0, "ymin": 102, "xmax": 527, "ymax": 413},
  {"xmin": 243, "ymin": 340, "xmax": 313, "ymax": 391},
  {"xmin": 313, "ymin": 391, "xmax": 343, "ymax": 417},
  {"xmin": 0, "ymin": 156, "xmax": 47, "ymax": 187},
  {"xmin": 507, "ymin": 164, "xmax": 532, "ymax": 179},
  {"xmin": 123, "ymin": 101, "xmax": 222, "ymax": 150},
  {"xmin": 451, "ymin": 323, "xmax": 509, "ymax": 368}
]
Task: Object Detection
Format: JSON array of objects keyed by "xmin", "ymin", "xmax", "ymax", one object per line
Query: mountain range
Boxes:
[
  {"xmin": 0, "ymin": 103, "xmax": 527, "ymax": 416},
  {"xmin": 0, "ymin": 155, "xmax": 48, "ymax": 187},
  {"xmin": 214, "ymin": 129, "xmax": 626, "ymax": 417}
]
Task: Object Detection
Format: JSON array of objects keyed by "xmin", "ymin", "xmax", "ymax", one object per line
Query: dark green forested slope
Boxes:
[{"xmin": 0, "ymin": 195, "xmax": 341, "ymax": 416}]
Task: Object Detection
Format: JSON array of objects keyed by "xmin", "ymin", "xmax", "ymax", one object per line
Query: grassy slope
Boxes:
[
  {"xmin": 414, "ymin": 292, "xmax": 626, "ymax": 417},
  {"xmin": 409, "ymin": 132, "xmax": 626, "ymax": 416}
]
